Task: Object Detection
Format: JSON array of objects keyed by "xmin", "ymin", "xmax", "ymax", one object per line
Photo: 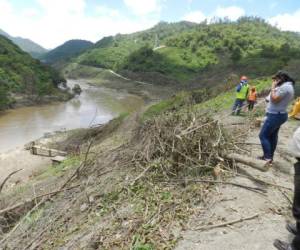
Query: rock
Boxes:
[
  {"xmin": 72, "ymin": 84, "xmax": 82, "ymax": 95},
  {"xmin": 80, "ymin": 203, "xmax": 88, "ymax": 212}
]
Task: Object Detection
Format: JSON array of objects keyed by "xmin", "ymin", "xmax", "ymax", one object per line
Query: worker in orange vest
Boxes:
[{"xmin": 247, "ymin": 86, "xmax": 257, "ymax": 111}]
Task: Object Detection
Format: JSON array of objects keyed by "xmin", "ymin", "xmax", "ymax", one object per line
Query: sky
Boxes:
[{"xmin": 1, "ymin": 0, "xmax": 300, "ymax": 49}]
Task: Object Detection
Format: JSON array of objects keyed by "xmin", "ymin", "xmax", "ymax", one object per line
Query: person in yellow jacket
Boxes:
[
  {"xmin": 232, "ymin": 76, "xmax": 249, "ymax": 115},
  {"xmin": 289, "ymin": 97, "xmax": 300, "ymax": 119},
  {"xmin": 247, "ymin": 86, "xmax": 257, "ymax": 111}
]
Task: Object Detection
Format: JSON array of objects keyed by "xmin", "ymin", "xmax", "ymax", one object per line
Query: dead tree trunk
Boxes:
[{"xmin": 225, "ymin": 153, "xmax": 270, "ymax": 172}]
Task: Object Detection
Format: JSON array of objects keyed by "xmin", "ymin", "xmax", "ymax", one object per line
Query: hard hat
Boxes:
[{"xmin": 240, "ymin": 76, "xmax": 248, "ymax": 81}]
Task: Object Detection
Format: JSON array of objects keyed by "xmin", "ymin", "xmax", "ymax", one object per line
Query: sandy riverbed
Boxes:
[{"xmin": 0, "ymin": 147, "xmax": 51, "ymax": 190}]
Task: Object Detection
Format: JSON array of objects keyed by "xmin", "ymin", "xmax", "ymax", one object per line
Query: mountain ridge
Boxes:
[
  {"xmin": 41, "ymin": 39, "xmax": 94, "ymax": 65},
  {"xmin": 0, "ymin": 28, "xmax": 48, "ymax": 58}
]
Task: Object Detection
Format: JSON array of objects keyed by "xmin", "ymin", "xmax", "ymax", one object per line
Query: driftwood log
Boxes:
[{"xmin": 225, "ymin": 153, "xmax": 270, "ymax": 172}]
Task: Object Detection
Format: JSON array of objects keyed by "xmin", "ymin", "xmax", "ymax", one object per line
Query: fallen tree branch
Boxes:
[
  {"xmin": 237, "ymin": 166, "xmax": 292, "ymax": 191},
  {"xmin": 0, "ymin": 169, "xmax": 23, "ymax": 193},
  {"xmin": 194, "ymin": 214, "xmax": 259, "ymax": 231},
  {"xmin": 0, "ymin": 198, "xmax": 46, "ymax": 245},
  {"xmin": 131, "ymin": 165, "xmax": 153, "ymax": 186},
  {"xmin": 0, "ymin": 184, "xmax": 80, "ymax": 216},
  {"xmin": 60, "ymin": 140, "xmax": 93, "ymax": 190},
  {"xmin": 225, "ymin": 153, "xmax": 269, "ymax": 172}
]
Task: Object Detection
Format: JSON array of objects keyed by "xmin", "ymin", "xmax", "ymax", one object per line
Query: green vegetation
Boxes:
[
  {"xmin": 0, "ymin": 28, "xmax": 48, "ymax": 58},
  {"xmin": 74, "ymin": 18, "xmax": 300, "ymax": 86},
  {"xmin": 142, "ymin": 76, "xmax": 272, "ymax": 120},
  {"xmin": 35, "ymin": 156, "xmax": 80, "ymax": 180},
  {"xmin": 142, "ymin": 92, "xmax": 191, "ymax": 120},
  {"xmin": 42, "ymin": 39, "xmax": 93, "ymax": 64},
  {"xmin": 77, "ymin": 21, "xmax": 197, "ymax": 71},
  {"xmin": 198, "ymin": 77, "xmax": 270, "ymax": 111},
  {"xmin": 0, "ymin": 34, "xmax": 65, "ymax": 110}
]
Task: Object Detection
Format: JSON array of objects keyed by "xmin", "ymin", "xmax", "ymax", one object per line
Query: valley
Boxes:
[{"xmin": 0, "ymin": 15, "xmax": 300, "ymax": 250}]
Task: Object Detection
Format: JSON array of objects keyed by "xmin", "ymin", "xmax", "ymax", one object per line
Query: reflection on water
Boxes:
[{"xmin": 0, "ymin": 80, "xmax": 143, "ymax": 153}]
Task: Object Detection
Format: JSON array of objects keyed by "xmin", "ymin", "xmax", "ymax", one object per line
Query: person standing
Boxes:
[
  {"xmin": 274, "ymin": 127, "xmax": 300, "ymax": 250},
  {"xmin": 232, "ymin": 76, "xmax": 249, "ymax": 115},
  {"xmin": 248, "ymin": 86, "xmax": 257, "ymax": 111},
  {"xmin": 259, "ymin": 71, "xmax": 295, "ymax": 163}
]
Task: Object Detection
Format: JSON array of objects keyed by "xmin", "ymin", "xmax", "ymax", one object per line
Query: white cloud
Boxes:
[
  {"xmin": 0, "ymin": 0, "xmax": 12, "ymax": 14},
  {"xmin": 36, "ymin": 0, "xmax": 86, "ymax": 15},
  {"xmin": 183, "ymin": 11, "xmax": 206, "ymax": 23},
  {"xmin": 183, "ymin": 5, "xmax": 245, "ymax": 24},
  {"xmin": 123, "ymin": 0, "xmax": 162, "ymax": 15},
  {"xmin": 214, "ymin": 6, "xmax": 245, "ymax": 21},
  {"xmin": 0, "ymin": 0, "xmax": 159, "ymax": 49},
  {"xmin": 269, "ymin": 9, "xmax": 300, "ymax": 32}
]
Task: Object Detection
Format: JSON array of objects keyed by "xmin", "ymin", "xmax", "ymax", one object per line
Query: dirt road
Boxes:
[{"xmin": 176, "ymin": 114, "xmax": 299, "ymax": 250}]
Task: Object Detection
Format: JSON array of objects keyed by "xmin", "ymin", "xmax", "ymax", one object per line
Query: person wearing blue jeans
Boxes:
[
  {"xmin": 259, "ymin": 113, "xmax": 288, "ymax": 160},
  {"xmin": 259, "ymin": 71, "xmax": 295, "ymax": 163}
]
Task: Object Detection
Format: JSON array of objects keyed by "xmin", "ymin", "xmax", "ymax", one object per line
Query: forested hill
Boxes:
[
  {"xmin": 0, "ymin": 35, "xmax": 65, "ymax": 110},
  {"xmin": 42, "ymin": 39, "xmax": 94, "ymax": 64},
  {"xmin": 73, "ymin": 18, "xmax": 300, "ymax": 86},
  {"xmin": 76, "ymin": 21, "xmax": 197, "ymax": 69},
  {"xmin": 0, "ymin": 29, "xmax": 48, "ymax": 58}
]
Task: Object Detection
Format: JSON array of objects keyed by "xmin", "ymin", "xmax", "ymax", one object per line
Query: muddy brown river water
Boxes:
[{"xmin": 0, "ymin": 80, "xmax": 144, "ymax": 153}]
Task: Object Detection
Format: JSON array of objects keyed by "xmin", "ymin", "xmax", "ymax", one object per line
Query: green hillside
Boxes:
[
  {"xmin": 42, "ymin": 39, "xmax": 93, "ymax": 64},
  {"xmin": 74, "ymin": 18, "xmax": 300, "ymax": 86},
  {"xmin": 77, "ymin": 21, "xmax": 197, "ymax": 69},
  {"xmin": 0, "ymin": 28, "xmax": 48, "ymax": 58},
  {"xmin": 0, "ymin": 35, "xmax": 66, "ymax": 110}
]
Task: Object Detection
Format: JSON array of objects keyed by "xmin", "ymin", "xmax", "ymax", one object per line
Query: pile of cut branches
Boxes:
[{"xmin": 134, "ymin": 109, "xmax": 234, "ymax": 179}]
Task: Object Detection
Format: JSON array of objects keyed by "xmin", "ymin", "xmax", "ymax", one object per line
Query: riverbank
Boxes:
[
  {"xmin": 10, "ymin": 90, "xmax": 73, "ymax": 109},
  {"xmin": 0, "ymin": 148, "xmax": 52, "ymax": 189},
  {"xmin": 0, "ymin": 128, "xmax": 71, "ymax": 192},
  {"xmin": 0, "ymin": 87, "xmax": 74, "ymax": 113},
  {"xmin": 0, "ymin": 76, "xmax": 146, "ymax": 193},
  {"xmin": 64, "ymin": 63, "xmax": 179, "ymax": 102}
]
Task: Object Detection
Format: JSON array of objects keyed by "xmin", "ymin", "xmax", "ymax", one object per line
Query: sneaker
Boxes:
[
  {"xmin": 286, "ymin": 223, "xmax": 297, "ymax": 235},
  {"xmin": 274, "ymin": 239, "xmax": 295, "ymax": 250},
  {"xmin": 257, "ymin": 156, "xmax": 273, "ymax": 164}
]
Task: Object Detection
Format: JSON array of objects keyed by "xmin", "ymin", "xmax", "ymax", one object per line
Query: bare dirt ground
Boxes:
[
  {"xmin": 0, "ymin": 148, "xmax": 51, "ymax": 189},
  {"xmin": 175, "ymin": 112, "xmax": 299, "ymax": 250}
]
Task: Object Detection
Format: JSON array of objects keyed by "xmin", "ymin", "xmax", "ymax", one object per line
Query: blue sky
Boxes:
[{"xmin": 1, "ymin": 0, "xmax": 300, "ymax": 48}]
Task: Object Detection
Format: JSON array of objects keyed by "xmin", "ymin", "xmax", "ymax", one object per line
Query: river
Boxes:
[{"xmin": 0, "ymin": 80, "xmax": 144, "ymax": 153}]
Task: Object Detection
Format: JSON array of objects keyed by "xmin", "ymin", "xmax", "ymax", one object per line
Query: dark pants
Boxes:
[
  {"xmin": 293, "ymin": 161, "xmax": 300, "ymax": 249},
  {"xmin": 248, "ymin": 101, "xmax": 255, "ymax": 111},
  {"xmin": 259, "ymin": 113, "xmax": 288, "ymax": 160},
  {"xmin": 232, "ymin": 99, "xmax": 245, "ymax": 115}
]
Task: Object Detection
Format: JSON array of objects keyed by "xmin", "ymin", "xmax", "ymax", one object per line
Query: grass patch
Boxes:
[
  {"xmin": 142, "ymin": 92, "xmax": 190, "ymax": 120},
  {"xmin": 25, "ymin": 207, "xmax": 44, "ymax": 226},
  {"xmin": 35, "ymin": 156, "xmax": 80, "ymax": 180},
  {"xmin": 196, "ymin": 77, "xmax": 271, "ymax": 112}
]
